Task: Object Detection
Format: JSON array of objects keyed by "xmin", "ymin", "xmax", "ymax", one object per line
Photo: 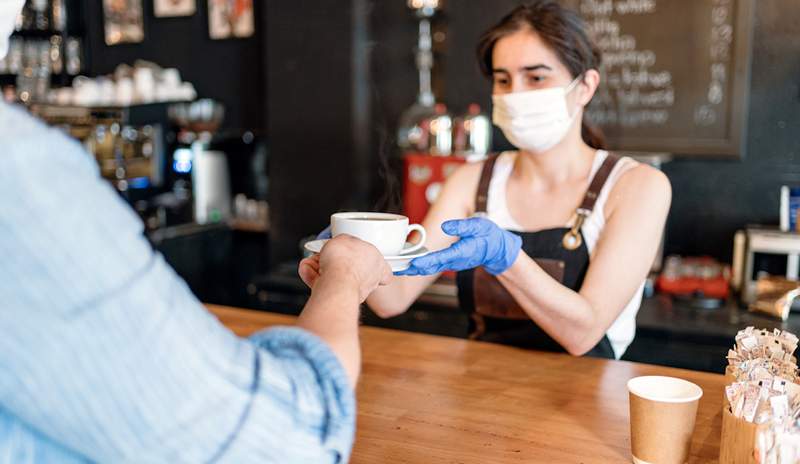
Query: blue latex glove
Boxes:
[
  {"xmin": 395, "ymin": 217, "xmax": 522, "ymax": 276},
  {"xmin": 316, "ymin": 225, "xmax": 332, "ymax": 240}
]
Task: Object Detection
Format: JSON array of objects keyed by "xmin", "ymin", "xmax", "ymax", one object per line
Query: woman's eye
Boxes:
[{"xmin": 527, "ymin": 75, "xmax": 545, "ymax": 84}]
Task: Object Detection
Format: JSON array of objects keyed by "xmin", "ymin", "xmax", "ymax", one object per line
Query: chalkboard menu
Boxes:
[{"xmin": 563, "ymin": 0, "xmax": 755, "ymax": 157}]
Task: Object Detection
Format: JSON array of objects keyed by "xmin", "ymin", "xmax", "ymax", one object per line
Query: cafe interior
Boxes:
[{"xmin": 4, "ymin": 0, "xmax": 800, "ymax": 462}]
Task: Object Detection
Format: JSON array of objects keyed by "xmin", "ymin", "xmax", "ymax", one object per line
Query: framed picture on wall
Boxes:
[
  {"xmin": 103, "ymin": 0, "xmax": 145, "ymax": 45},
  {"xmin": 154, "ymin": 0, "xmax": 196, "ymax": 17},
  {"xmin": 208, "ymin": 0, "xmax": 254, "ymax": 39}
]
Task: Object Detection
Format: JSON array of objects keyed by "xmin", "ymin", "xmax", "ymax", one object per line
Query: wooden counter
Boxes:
[{"xmin": 209, "ymin": 305, "xmax": 725, "ymax": 463}]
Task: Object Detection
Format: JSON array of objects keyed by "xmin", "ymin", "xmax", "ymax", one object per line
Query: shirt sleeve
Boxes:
[
  {"xmin": 0, "ymin": 409, "xmax": 90, "ymax": 464},
  {"xmin": 0, "ymin": 104, "xmax": 355, "ymax": 463},
  {"xmin": 216, "ymin": 327, "xmax": 356, "ymax": 463}
]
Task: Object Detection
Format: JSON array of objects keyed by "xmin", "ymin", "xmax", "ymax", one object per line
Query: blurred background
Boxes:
[{"xmin": 4, "ymin": 0, "xmax": 800, "ymax": 373}]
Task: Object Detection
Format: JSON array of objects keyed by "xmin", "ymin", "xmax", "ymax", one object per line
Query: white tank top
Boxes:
[{"xmin": 484, "ymin": 150, "xmax": 643, "ymax": 359}]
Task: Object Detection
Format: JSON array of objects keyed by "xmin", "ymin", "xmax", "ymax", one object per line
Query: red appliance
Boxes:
[
  {"xmin": 656, "ymin": 256, "xmax": 730, "ymax": 300},
  {"xmin": 403, "ymin": 153, "xmax": 467, "ymax": 225}
]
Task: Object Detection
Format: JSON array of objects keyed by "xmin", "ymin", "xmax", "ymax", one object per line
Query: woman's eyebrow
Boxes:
[{"xmin": 491, "ymin": 64, "xmax": 553, "ymax": 73}]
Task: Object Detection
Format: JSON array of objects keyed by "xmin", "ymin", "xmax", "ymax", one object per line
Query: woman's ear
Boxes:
[{"xmin": 578, "ymin": 69, "xmax": 601, "ymax": 106}]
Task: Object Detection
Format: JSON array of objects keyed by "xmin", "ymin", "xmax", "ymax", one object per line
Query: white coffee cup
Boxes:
[
  {"xmin": 331, "ymin": 212, "xmax": 426, "ymax": 256},
  {"xmin": 133, "ymin": 67, "xmax": 156, "ymax": 103}
]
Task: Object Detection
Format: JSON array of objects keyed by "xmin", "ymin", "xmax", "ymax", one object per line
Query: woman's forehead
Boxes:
[{"xmin": 492, "ymin": 29, "xmax": 564, "ymax": 73}]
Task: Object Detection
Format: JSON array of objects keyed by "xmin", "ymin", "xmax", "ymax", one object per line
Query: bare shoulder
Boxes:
[
  {"xmin": 434, "ymin": 159, "xmax": 486, "ymax": 213},
  {"xmin": 447, "ymin": 159, "xmax": 485, "ymax": 187},
  {"xmin": 605, "ymin": 161, "xmax": 672, "ymax": 218}
]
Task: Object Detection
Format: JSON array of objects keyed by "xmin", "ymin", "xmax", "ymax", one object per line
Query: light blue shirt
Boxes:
[{"xmin": 0, "ymin": 102, "xmax": 355, "ymax": 463}]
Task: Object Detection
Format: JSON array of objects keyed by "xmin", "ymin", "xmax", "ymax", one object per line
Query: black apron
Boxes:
[{"xmin": 456, "ymin": 152, "xmax": 620, "ymax": 359}]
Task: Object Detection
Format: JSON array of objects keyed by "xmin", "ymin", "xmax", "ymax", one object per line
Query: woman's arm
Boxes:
[
  {"xmin": 365, "ymin": 162, "xmax": 481, "ymax": 318},
  {"xmin": 497, "ymin": 164, "xmax": 671, "ymax": 355}
]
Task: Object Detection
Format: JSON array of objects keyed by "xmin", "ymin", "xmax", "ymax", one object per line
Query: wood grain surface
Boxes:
[{"xmin": 209, "ymin": 305, "xmax": 725, "ymax": 463}]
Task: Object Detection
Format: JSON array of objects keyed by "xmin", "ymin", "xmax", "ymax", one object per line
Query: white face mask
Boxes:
[
  {"xmin": 492, "ymin": 76, "xmax": 582, "ymax": 153},
  {"xmin": 0, "ymin": 0, "xmax": 25, "ymax": 60}
]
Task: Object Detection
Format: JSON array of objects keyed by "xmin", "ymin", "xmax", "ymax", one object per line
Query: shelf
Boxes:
[
  {"xmin": 11, "ymin": 29, "xmax": 67, "ymax": 39},
  {"xmin": 0, "ymin": 73, "xmax": 78, "ymax": 90},
  {"xmin": 29, "ymin": 101, "xmax": 193, "ymax": 126},
  {"xmin": 229, "ymin": 218, "xmax": 269, "ymax": 233}
]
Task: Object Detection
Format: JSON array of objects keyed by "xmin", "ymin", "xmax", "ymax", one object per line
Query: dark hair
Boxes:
[{"xmin": 477, "ymin": 0, "xmax": 606, "ymax": 150}]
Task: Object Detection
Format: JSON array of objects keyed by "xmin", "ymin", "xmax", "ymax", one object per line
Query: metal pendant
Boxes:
[
  {"xmin": 562, "ymin": 230, "xmax": 583, "ymax": 250},
  {"xmin": 562, "ymin": 211, "xmax": 588, "ymax": 251}
]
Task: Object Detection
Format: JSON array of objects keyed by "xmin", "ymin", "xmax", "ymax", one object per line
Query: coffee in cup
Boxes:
[{"xmin": 330, "ymin": 212, "xmax": 426, "ymax": 256}]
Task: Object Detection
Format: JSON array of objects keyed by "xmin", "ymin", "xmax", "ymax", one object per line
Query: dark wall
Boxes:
[
  {"xmin": 662, "ymin": 2, "xmax": 800, "ymax": 261},
  {"xmin": 82, "ymin": 0, "xmax": 263, "ymax": 130},
  {"xmin": 265, "ymin": 1, "xmax": 372, "ymax": 265}
]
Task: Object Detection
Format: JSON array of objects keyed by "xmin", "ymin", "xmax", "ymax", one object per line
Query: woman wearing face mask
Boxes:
[{"xmin": 366, "ymin": 0, "xmax": 671, "ymax": 359}]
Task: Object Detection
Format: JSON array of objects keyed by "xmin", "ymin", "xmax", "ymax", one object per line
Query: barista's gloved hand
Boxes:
[
  {"xmin": 316, "ymin": 225, "xmax": 332, "ymax": 240},
  {"xmin": 395, "ymin": 217, "xmax": 522, "ymax": 276}
]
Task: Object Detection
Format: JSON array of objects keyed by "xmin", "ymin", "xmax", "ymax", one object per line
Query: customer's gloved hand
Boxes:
[{"xmin": 395, "ymin": 217, "xmax": 522, "ymax": 276}]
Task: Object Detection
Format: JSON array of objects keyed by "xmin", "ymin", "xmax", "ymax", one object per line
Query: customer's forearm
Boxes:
[{"xmin": 296, "ymin": 275, "xmax": 362, "ymax": 387}]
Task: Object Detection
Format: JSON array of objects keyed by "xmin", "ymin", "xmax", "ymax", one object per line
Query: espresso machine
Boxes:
[
  {"xmin": 397, "ymin": 0, "xmax": 491, "ymax": 225},
  {"xmin": 167, "ymin": 99, "xmax": 231, "ymax": 224},
  {"xmin": 29, "ymin": 103, "xmax": 167, "ymax": 193},
  {"xmin": 167, "ymin": 99, "xmax": 268, "ymax": 229}
]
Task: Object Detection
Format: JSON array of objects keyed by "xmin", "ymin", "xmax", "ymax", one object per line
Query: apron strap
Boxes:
[
  {"xmin": 577, "ymin": 152, "xmax": 621, "ymax": 214},
  {"xmin": 474, "ymin": 153, "xmax": 501, "ymax": 214},
  {"xmin": 562, "ymin": 152, "xmax": 622, "ymax": 250}
]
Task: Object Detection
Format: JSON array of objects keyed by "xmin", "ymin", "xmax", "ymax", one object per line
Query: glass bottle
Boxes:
[
  {"xmin": 454, "ymin": 103, "xmax": 492, "ymax": 159},
  {"xmin": 31, "ymin": 0, "xmax": 50, "ymax": 31}
]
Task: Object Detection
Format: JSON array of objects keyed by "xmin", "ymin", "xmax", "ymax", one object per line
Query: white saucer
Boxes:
[{"xmin": 303, "ymin": 239, "xmax": 429, "ymax": 272}]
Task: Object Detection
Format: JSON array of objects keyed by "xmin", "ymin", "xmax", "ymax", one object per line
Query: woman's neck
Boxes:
[{"xmin": 513, "ymin": 125, "xmax": 597, "ymax": 189}]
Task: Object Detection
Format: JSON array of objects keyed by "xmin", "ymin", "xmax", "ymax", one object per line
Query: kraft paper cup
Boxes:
[{"xmin": 627, "ymin": 376, "xmax": 703, "ymax": 464}]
